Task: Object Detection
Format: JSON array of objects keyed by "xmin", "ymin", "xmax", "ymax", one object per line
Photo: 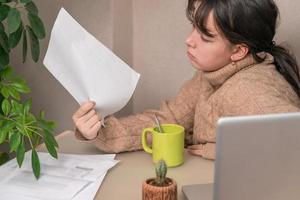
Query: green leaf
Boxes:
[
  {"xmin": 9, "ymin": 132, "xmax": 21, "ymax": 152},
  {"xmin": 0, "ymin": 65, "xmax": 5, "ymax": 71},
  {"xmin": 22, "ymin": 28, "xmax": 27, "ymax": 63},
  {"xmin": 0, "ymin": 22, "xmax": 4, "ymax": 30},
  {"xmin": 0, "ymin": 121, "xmax": 15, "ymax": 142},
  {"xmin": 0, "ymin": 4, "xmax": 10, "ymax": 21},
  {"xmin": 25, "ymin": 113, "xmax": 36, "ymax": 124},
  {"xmin": 0, "ymin": 129, "xmax": 7, "ymax": 144},
  {"xmin": 0, "ymin": 152, "xmax": 9, "ymax": 166},
  {"xmin": 8, "ymin": 87, "xmax": 20, "ymax": 100},
  {"xmin": 0, "ymin": 45, "xmax": 9, "ymax": 67},
  {"xmin": 45, "ymin": 135, "xmax": 57, "ymax": 158},
  {"xmin": 20, "ymin": 0, "xmax": 32, "ymax": 3},
  {"xmin": 44, "ymin": 129, "xmax": 58, "ymax": 147},
  {"xmin": 38, "ymin": 119, "xmax": 55, "ymax": 133},
  {"xmin": 31, "ymin": 149, "xmax": 40, "ymax": 179},
  {"xmin": 0, "ymin": 95, "xmax": 4, "ymax": 110},
  {"xmin": 11, "ymin": 99, "xmax": 22, "ymax": 113},
  {"xmin": 1, "ymin": 86, "xmax": 10, "ymax": 98},
  {"xmin": 0, "ymin": 0, "xmax": 11, "ymax": 4},
  {"xmin": 25, "ymin": 2, "xmax": 38, "ymax": 15},
  {"xmin": 15, "ymin": 121, "xmax": 22, "ymax": 131},
  {"xmin": 11, "ymin": 78, "xmax": 30, "ymax": 93},
  {"xmin": 7, "ymin": 8, "xmax": 21, "ymax": 34},
  {"xmin": 10, "ymin": 99, "xmax": 23, "ymax": 117},
  {"xmin": 23, "ymin": 98, "xmax": 31, "ymax": 115},
  {"xmin": 0, "ymin": 65, "xmax": 12, "ymax": 78},
  {"xmin": 39, "ymin": 110, "xmax": 45, "ymax": 119},
  {"xmin": 9, "ymin": 23, "xmax": 23, "ymax": 48},
  {"xmin": 26, "ymin": 26, "xmax": 39, "ymax": 62},
  {"xmin": 17, "ymin": 140, "xmax": 25, "ymax": 167},
  {"xmin": 1, "ymin": 98, "xmax": 10, "ymax": 116},
  {"xmin": 8, "ymin": 131, "xmax": 13, "ymax": 138},
  {"xmin": 0, "ymin": 28, "xmax": 9, "ymax": 53},
  {"xmin": 27, "ymin": 13, "xmax": 45, "ymax": 39}
]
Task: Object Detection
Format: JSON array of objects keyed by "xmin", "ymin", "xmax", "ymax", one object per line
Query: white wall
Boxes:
[
  {"xmin": 9, "ymin": 0, "xmax": 300, "ymax": 135},
  {"xmin": 132, "ymin": 0, "xmax": 195, "ymax": 113},
  {"xmin": 274, "ymin": 0, "xmax": 300, "ymax": 59}
]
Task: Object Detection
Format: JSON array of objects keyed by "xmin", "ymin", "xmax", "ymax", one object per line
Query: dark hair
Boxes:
[{"xmin": 186, "ymin": 0, "xmax": 300, "ymax": 97}]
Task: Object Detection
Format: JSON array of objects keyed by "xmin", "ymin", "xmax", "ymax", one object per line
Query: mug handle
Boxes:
[{"xmin": 142, "ymin": 128, "xmax": 153, "ymax": 154}]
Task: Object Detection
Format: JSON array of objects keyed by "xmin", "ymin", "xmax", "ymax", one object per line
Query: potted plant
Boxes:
[
  {"xmin": 142, "ymin": 159, "xmax": 177, "ymax": 200},
  {"xmin": 0, "ymin": 0, "xmax": 58, "ymax": 179}
]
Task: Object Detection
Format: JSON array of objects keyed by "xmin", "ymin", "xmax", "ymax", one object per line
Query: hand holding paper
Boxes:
[
  {"xmin": 43, "ymin": 8, "xmax": 140, "ymax": 119},
  {"xmin": 72, "ymin": 101, "xmax": 101, "ymax": 140}
]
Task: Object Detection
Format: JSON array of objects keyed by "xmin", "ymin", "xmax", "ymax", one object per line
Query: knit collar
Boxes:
[{"xmin": 203, "ymin": 52, "xmax": 274, "ymax": 87}]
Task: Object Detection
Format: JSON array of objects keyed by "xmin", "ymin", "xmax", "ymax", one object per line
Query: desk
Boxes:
[{"xmin": 39, "ymin": 131, "xmax": 214, "ymax": 200}]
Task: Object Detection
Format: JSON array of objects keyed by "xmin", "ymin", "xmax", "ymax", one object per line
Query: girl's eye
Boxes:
[{"xmin": 201, "ymin": 35, "xmax": 212, "ymax": 42}]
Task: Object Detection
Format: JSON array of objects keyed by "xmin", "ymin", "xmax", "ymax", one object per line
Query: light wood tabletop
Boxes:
[{"xmin": 38, "ymin": 131, "xmax": 214, "ymax": 200}]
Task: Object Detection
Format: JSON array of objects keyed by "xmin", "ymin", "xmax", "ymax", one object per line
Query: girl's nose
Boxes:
[{"xmin": 185, "ymin": 30, "xmax": 196, "ymax": 48}]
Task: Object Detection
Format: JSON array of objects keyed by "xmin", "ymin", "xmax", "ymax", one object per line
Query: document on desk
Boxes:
[
  {"xmin": 43, "ymin": 7, "xmax": 140, "ymax": 119},
  {"xmin": 0, "ymin": 152, "xmax": 118, "ymax": 200}
]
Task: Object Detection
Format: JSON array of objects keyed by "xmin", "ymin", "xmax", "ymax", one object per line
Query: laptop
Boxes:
[{"xmin": 182, "ymin": 112, "xmax": 300, "ymax": 200}]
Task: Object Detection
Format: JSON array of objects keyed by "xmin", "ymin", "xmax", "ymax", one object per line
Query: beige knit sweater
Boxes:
[{"xmin": 75, "ymin": 53, "xmax": 300, "ymax": 159}]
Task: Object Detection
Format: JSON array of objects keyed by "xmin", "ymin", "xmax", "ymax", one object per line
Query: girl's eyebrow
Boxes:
[
  {"xmin": 204, "ymin": 29, "xmax": 217, "ymax": 38},
  {"xmin": 207, "ymin": 26, "xmax": 220, "ymax": 38},
  {"xmin": 208, "ymin": 32, "xmax": 217, "ymax": 38}
]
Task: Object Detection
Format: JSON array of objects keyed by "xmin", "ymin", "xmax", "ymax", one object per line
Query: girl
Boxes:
[{"xmin": 72, "ymin": 0, "xmax": 300, "ymax": 160}]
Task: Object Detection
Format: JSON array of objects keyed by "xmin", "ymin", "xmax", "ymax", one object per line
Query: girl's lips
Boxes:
[{"xmin": 187, "ymin": 51, "xmax": 195, "ymax": 60}]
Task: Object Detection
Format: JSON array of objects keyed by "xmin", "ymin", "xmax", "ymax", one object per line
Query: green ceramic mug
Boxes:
[{"xmin": 142, "ymin": 124, "xmax": 185, "ymax": 167}]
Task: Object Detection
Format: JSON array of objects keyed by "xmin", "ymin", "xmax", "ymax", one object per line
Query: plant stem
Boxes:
[
  {"xmin": 24, "ymin": 128, "xmax": 33, "ymax": 149},
  {"xmin": 25, "ymin": 127, "xmax": 43, "ymax": 137}
]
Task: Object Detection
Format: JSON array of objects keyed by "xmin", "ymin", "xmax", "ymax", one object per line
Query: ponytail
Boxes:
[{"xmin": 269, "ymin": 45, "xmax": 300, "ymax": 97}]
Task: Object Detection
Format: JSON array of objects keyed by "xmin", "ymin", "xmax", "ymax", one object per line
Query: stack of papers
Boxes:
[{"xmin": 0, "ymin": 152, "xmax": 118, "ymax": 200}]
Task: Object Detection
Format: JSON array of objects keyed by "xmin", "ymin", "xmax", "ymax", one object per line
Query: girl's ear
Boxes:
[{"xmin": 230, "ymin": 44, "xmax": 249, "ymax": 62}]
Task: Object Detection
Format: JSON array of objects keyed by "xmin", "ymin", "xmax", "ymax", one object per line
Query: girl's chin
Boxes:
[
  {"xmin": 190, "ymin": 61, "xmax": 204, "ymax": 71},
  {"xmin": 190, "ymin": 61, "xmax": 222, "ymax": 72}
]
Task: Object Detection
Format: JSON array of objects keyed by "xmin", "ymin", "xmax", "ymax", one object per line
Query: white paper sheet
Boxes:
[
  {"xmin": 70, "ymin": 154, "xmax": 116, "ymax": 200},
  {"xmin": 0, "ymin": 152, "xmax": 118, "ymax": 200},
  {"xmin": 72, "ymin": 173, "xmax": 106, "ymax": 200},
  {"xmin": 43, "ymin": 7, "xmax": 140, "ymax": 118}
]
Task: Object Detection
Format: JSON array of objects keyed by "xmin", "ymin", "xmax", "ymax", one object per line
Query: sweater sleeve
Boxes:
[
  {"xmin": 202, "ymin": 143, "xmax": 215, "ymax": 160},
  {"xmin": 75, "ymin": 71, "xmax": 203, "ymax": 153}
]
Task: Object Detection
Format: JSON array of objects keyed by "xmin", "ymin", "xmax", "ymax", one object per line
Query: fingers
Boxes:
[
  {"xmin": 72, "ymin": 101, "xmax": 102, "ymax": 140},
  {"xmin": 75, "ymin": 112, "xmax": 100, "ymax": 132},
  {"xmin": 85, "ymin": 114, "xmax": 100, "ymax": 128},
  {"xmin": 90, "ymin": 121, "xmax": 101, "ymax": 134},
  {"xmin": 86, "ymin": 120, "xmax": 101, "ymax": 140},
  {"xmin": 73, "ymin": 101, "xmax": 95, "ymax": 119},
  {"xmin": 80, "ymin": 109, "xmax": 97, "ymax": 123},
  {"xmin": 187, "ymin": 144, "xmax": 204, "ymax": 157},
  {"xmin": 187, "ymin": 144, "xmax": 202, "ymax": 150},
  {"xmin": 187, "ymin": 149, "xmax": 204, "ymax": 157},
  {"xmin": 75, "ymin": 115, "xmax": 101, "ymax": 140}
]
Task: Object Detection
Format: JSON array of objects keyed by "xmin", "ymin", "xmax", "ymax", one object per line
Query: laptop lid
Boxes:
[{"xmin": 213, "ymin": 112, "xmax": 300, "ymax": 200}]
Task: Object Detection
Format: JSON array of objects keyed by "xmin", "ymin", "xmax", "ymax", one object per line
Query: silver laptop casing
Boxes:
[{"xmin": 183, "ymin": 112, "xmax": 300, "ymax": 200}]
